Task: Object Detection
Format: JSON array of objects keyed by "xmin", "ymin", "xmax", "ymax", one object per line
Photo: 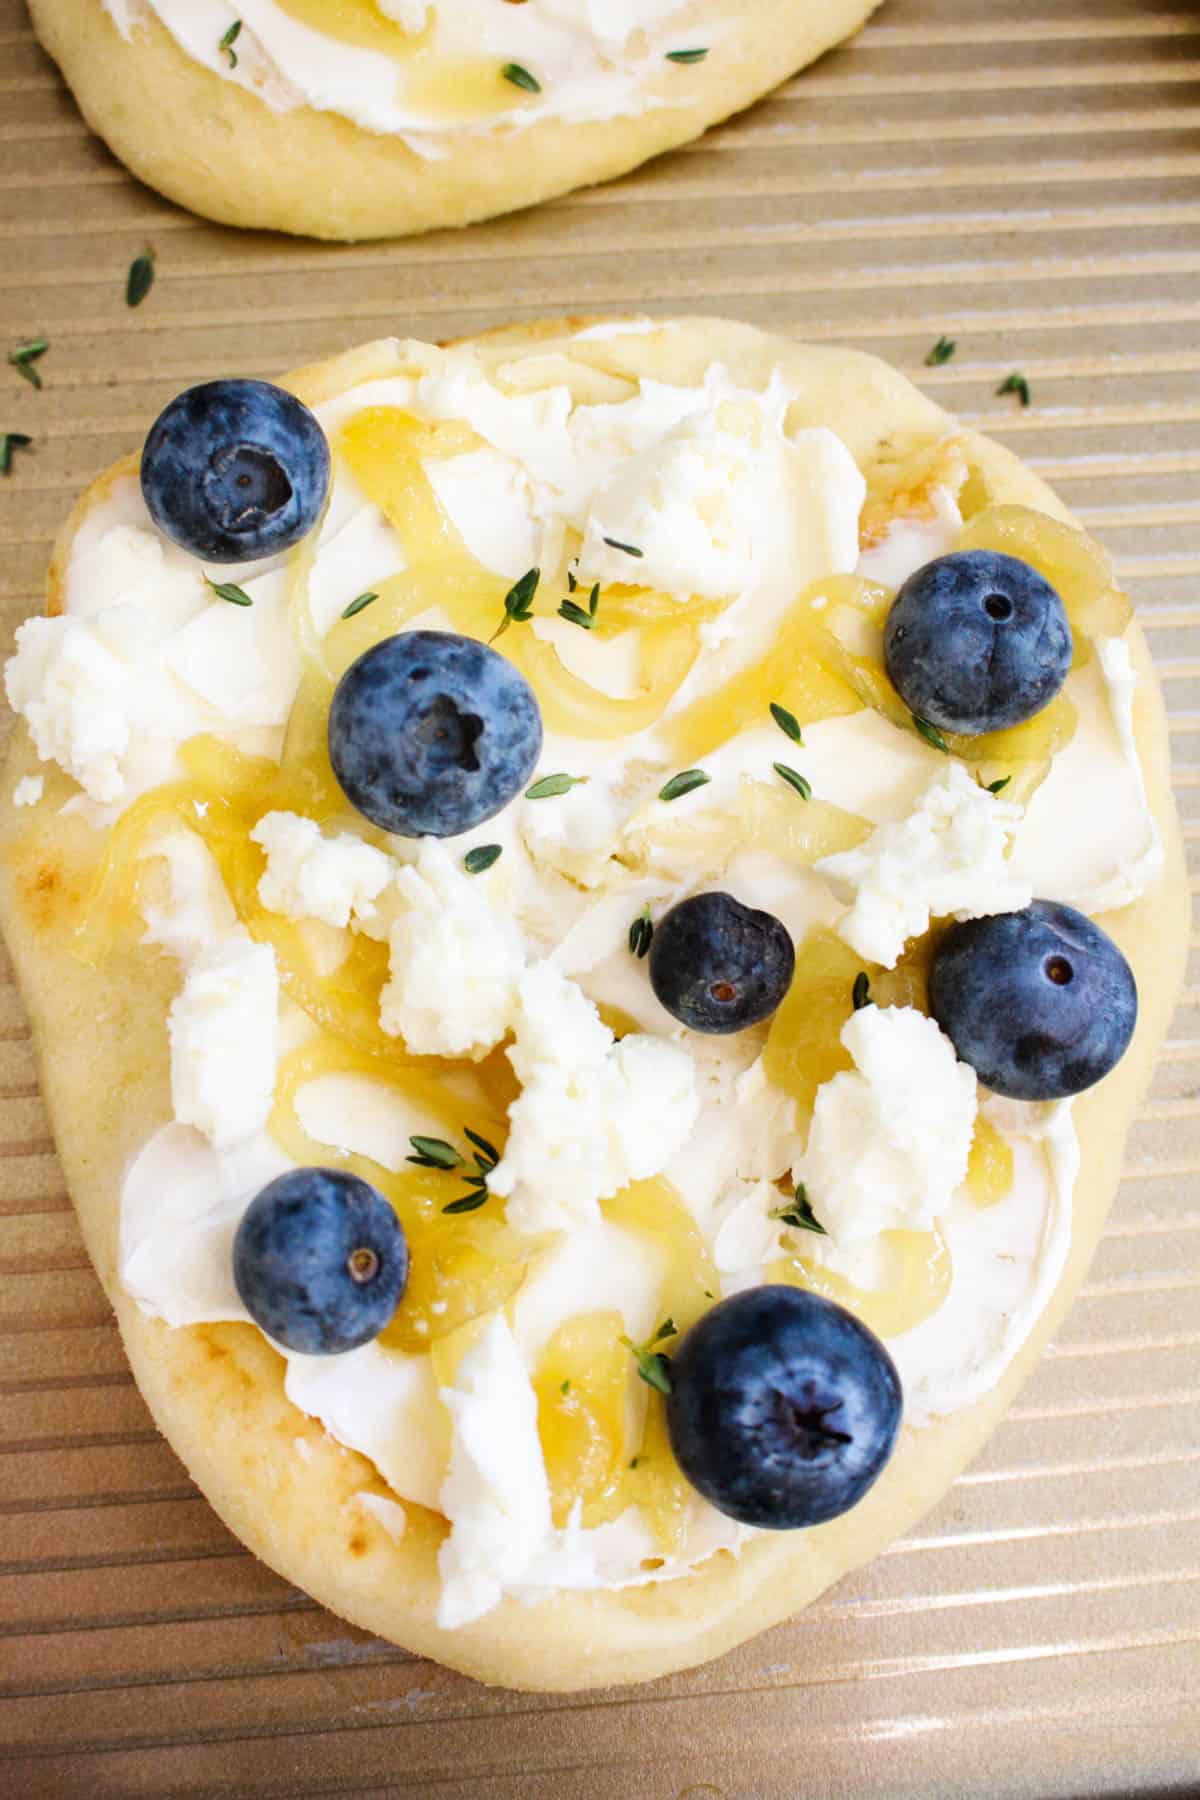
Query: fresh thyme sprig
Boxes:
[
  {"xmin": 628, "ymin": 903, "xmax": 654, "ymax": 960},
  {"xmin": 491, "ymin": 566, "xmax": 539, "ymax": 642},
  {"xmin": 771, "ymin": 1182, "xmax": 826, "ymax": 1236},
  {"xmin": 8, "ymin": 339, "xmax": 48, "ymax": 390},
  {"xmin": 407, "ymin": 1129, "xmax": 501, "ymax": 1214},
  {"xmin": 621, "ymin": 1318, "xmax": 677, "ymax": 1395},
  {"xmin": 558, "ymin": 581, "xmax": 601, "ymax": 631}
]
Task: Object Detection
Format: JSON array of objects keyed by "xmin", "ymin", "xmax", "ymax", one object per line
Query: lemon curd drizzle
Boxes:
[{"xmin": 77, "ymin": 400, "xmax": 1127, "ymax": 1542}]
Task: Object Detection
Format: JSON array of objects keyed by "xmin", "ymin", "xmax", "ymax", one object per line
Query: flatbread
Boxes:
[
  {"xmin": 29, "ymin": 0, "xmax": 879, "ymax": 241},
  {"xmin": 0, "ymin": 317, "xmax": 1186, "ymax": 1691}
]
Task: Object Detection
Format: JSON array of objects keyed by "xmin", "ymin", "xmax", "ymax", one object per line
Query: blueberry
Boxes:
[
  {"xmin": 648, "ymin": 891, "xmax": 794, "ymax": 1034},
  {"xmin": 233, "ymin": 1168, "xmax": 408, "ymax": 1355},
  {"xmin": 328, "ymin": 629, "xmax": 542, "ymax": 837},
  {"xmin": 141, "ymin": 379, "xmax": 330, "ymax": 563},
  {"xmin": 884, "ymin": 549, "xmax": 1072, "ymax": 734},
  {"xmin": 928, "ymin": 900, "xmax": 1137, "ymax": 1100},
  {"xmin": 666, "ymin": 1286, "xmax": 902, "ymax": 1529}
]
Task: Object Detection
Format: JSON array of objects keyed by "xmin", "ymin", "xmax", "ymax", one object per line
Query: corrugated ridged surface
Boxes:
[{"xmin": 1, "ymin": 0, "xmax": 1198, "ymax": 1793}]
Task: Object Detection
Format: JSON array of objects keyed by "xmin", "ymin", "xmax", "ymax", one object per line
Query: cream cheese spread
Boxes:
[
  {"xmin": 102, "ymin": 0, "xmax": 714, "ymax": 155},
  {"xmin": 11, "ymin": 334, "xmax": 1164, "ymax": 1623}
]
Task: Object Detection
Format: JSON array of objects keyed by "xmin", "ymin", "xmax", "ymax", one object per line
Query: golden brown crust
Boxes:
[
  {"xmin": 0, "ymin": 317, "xmax": 1186, "ymax": 1689},
  {"xmin": 29, "ymin": 1, "xmax": 880, "ymax": 241}
]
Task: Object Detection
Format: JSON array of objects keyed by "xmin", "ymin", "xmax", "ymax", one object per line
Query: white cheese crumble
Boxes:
[
  {"xmin": 801, "ymin": 1004, "xmax": 977, "ymax": 1246},
  {"xmin": 436, "ymin": 1313, "xmax": 555, "ymax": 1630},
  {"xmin": 816, "ymin": 761, "xmax": 1032, "ymax": 968},
  {"xmin": 251, "ymin": 811, "xmax": 394, "ymax": 933},
  {"xmin": 168, "ymin": 937, "xmax": 280, "ymax": 1149},
  {"xmin": 488, "ymin": 963, "xmax": 700, "ymax": 1234},
  {"xmin": 6, "ymin": 616, "xmax": 142, "ymax": 805},
  {"xmin": 12, "ymin": 774, "xmax": 43, "ymax": 807},
  {"xmin": 379, "ymin": 840, "xmax": 525, "ymax": 1060}
]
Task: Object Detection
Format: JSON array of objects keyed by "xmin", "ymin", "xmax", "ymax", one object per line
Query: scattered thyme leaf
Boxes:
[
  {"xmin": 602, "ymin": 536, "xmax": 644, "ymax": 558},
  {"xmin": 925, "ymin": 335, "xmax": 956, "ymax": 367},
  {"xmin": 659, "ymin": 768, "xmax": 710, "ymax": 803},
  {"xmin": 628, "ymin": 903, "xmax": 654, "ymax": 960},
  {"xmin": 502, "ymin": 61, "xmax": 541, "ymax": 93},
  {"xmin": 442, "ymin": 1189, "xmax": 490, "ymax": 1215},
  {"xmin": 8, "ymin": 338, "xmax": 49, "ymax": 390},
  {"xmin": 986, "ymin": 775, "xmax": 1012, "ymax": 795},
  {"xmin": 126, "ymin": 248, "xmax": 155, "ymax": 308},
  {"xmin": 0, "ymin": 432, "xmax": 32, "ymax": 476},
  {"xmin": 852, "ymin": 971, "xmax": 871, "ymax": 1011},
  {"xmin": 219, "ymin": 19, "xmax": 242, "ymax": 67},
  {"xmin": 629, "ymin": 1456, "xmax": 641, "ymax": 1470},
  {"xmin": 560, "ymin": 1380, "xmax": 571, "ymax": 1394},
  {"xmin": 770, "ymin": 701, "xmax": 804, "ymax": 746},
  {"xmin": 666, "ymin": 47, "xmax": 709, "ymax": 63},
  {"xmin": 650, "ymin": 1317, "xmax": 677, "ymax": 1344},
  {"xmin": 566, "ymin": 568, "xmax": 578, "ymax": 593},
  {"xmin": 525, "ymin": 772, "xmax": 586, "ymax": 799},
  {"xmin": 464, "ymin": 1128, "xmax": 500, "ymax": 1169},
  {"xmin": 463, "ymin": 843, "xmax": 503, "ymax": 875},
  {"xmin": 205, "ymin": 575, "xmax": 253, "ymax": 607},
  {"xmin": 912, "ymin": 713, "xmax": 950, "ymax": 754},
  {"xmin": 340, "ymin": 589, "xmax": 378, "ymax": 620},
  {"xmin": 996, "ymin": 371, "xmax": 1031, "ymax": 408},
  {"xmin": 621, "ymin": 1334, "xmax": 673, "ymax": 1396},
  {"xmin": 406, "ymin": 1136, "xmax": 465, "ymax": 1171},
  {"xmin": 771, "ymin": 1183, "xmax": 826, "ymax": 1236},
  {"xmin": 558, "ymin": 586, "xmax": 599, "ymax": 631},
  {"xmin": 490, "ymin": 565, "xmax": 540, "ymax": 641},
  {"xmin": 773, "ymin": 761, "xmax": 812, "ymax": 801}
]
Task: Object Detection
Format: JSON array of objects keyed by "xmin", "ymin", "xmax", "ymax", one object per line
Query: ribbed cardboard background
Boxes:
[{"xmin": 1, "ymin": 1, "xmax": 1198, "ymax": 1793}]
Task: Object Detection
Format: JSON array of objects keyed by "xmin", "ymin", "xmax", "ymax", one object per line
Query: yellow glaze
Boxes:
[
  {"xmin": 966, "ymin": 1115, "xmax": 1015, "ymax": 1209},
  {"xmin": 772, "ymin": 1225, "xmax": 953, "ymax": 1340}
]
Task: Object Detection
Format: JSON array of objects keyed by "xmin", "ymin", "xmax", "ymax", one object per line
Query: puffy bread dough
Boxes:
[
  {"xmin": 0, "ymin": 316, "xmax": 1187, "ymax": 1691},
  {"xmin": 28, "ymin": 0, "xmax": 880, "ymax": 240}
]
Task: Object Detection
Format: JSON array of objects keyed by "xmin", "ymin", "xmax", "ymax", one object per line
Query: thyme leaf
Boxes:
[
  {"xmin": 463, "ymin": 843, "xmax": 502, "ymax": 875},
  {"xmin": 219, "ymin": 20, "xmax": 242, "ymax": 67},
  {"xmin": 525, "ymin": 772, "xmax": 586, "ymax": 799},
  {"xmin": 770, "ymin": 700, "xmax": 804, "ymax": 746},
  {"xmin": 442, "ymin": 1188, "xmax": 489, "ymax": 1215},
  {"xmin": 558, "ymin": 582, "xmax": 601, "ymax": 630},
  {"xmin": 502, "ymin": 62, "xmax": 541, "ymax": 93},
  {"xmin": 666, "ymin": 47, "xmax": 708, "ymax": 63},
  {"xmin": 852, "ymin": 971, "xmax": 871, "ymax": 1011},
  {"xmin": 659, "ymin": 768, "xmax": 710, "ymax": 803},
  {"xmin": 490, "ymin": 566, "xmax": 540, "ymax": 641},
  {"xmin": 925, "ymin": 335, "xmax": 956, "ymax": 366},
  {"xmin": 912, "ymin": 713, "xmax": 950, "ymax": 753},
  {"xmin": 773, "ymin": 760, "xmax": 812, "ymax": 801},
  {"xmin": 602, "ymin": 536, "xmax": 644, "ymax": 558},
  {"xmin": 126, "ymin": 248, "xmax": 155, "ymax": 308},
  {"xmin": 621, "ymin": 1322, "xmax": 676, "ymax": 1395},
  {"xmin": 771, "ymin": 1183, "xmax": 826, "ymax": 1236},
  {"xmin": 8, "ymin": 338, "xmax": 48, "ymax": 389},
  {"xmin": 996, "ymin": 371, "xmax": 1031, "ymax": 408},
  {"xmin": 628, "ymin": 903, "xmax": 654, "ymax": 960},
  {"xmin": 0, "ymin": 432, "xmax": 32, "ymax": 476},
  {"xmin": 986, "ymin": 775, "xmax": 1012, "ymax": 795},
  {"xmin": 406, "ymin": 1136, "xmax": 465, "ymax": 1171},
  {"xmin": 205, "ymin": 575, "xmax": 253, "ymax": 607},
  {"xmin": 341, "ymin": 589, "xmax": 378, "ymax": 619}
]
